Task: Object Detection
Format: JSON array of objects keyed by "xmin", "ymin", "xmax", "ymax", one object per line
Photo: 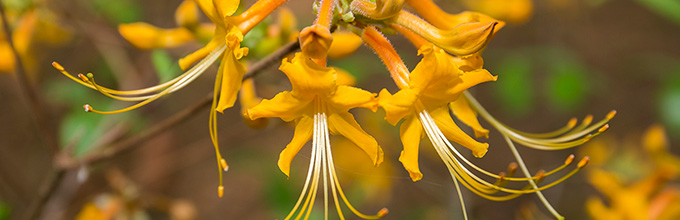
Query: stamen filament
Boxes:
[
  {"xmin": 286, "ymin": 109, "xmax": 386, "ymax": 220},
  {"xmin": 71, "ymin": 44, "xmax": 227, "ymax": 114},
  {"xmin": 503, "ymin": 134, "xmax": 565, "ymax": 220}
]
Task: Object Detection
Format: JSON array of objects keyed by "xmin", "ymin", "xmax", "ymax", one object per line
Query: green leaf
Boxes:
[
  {"xmin": 493, "ymin": 55, "xmax": 534, "ymax": 116},
  {"xmin": 659, "ymin": 74, "xmax": 680, "ymax": 135},
  {"xmin": 545, "ymin": 56, "xmax": 590, "ymax": 113},
  {"xmin": 91, "ymin": 0, "xmax": 141, "ymax": 23},
  {"xmin": 0, "ymin": 200, "xmax": 10, "ymax": 220},
  {"xmin": 151, "ymin": 49, "xmax": 180, "ymax": 82},
  {"xmin": 635, "ymin": 0, "xmax": 680, "ymax": 25}
]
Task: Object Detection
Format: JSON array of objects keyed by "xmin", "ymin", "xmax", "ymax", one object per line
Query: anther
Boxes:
[
  {"xmin": 83, "ymin": 104, "xmax": 92, "ymax": 112},
  {"xmin": 583, "ymin": 115, "xmax": 593, "ymax": 125},
  {"xmin": 567, "ymin": 118, "xmax": 577, "ymax": 128},
  {"xmin": 564, "ymin": 154, "xmax": 575, "ymax": 165},
  {"xmin": 77, "ymin": 73, "xmax": 88, "ymax": 82},
  {"xmin": 607, "ymin": 110, "xmax": 617, "ymax": 119},
  {"xmin": 498, "ymin": 172, "xmax": 506, "ymax": 181},
  {"xmin": 577, "ymin": 157, "xmax": 590, "ymax": 168},
  {"xmin": 52, "ymin": 62, "xmax": 65, "ymax": 71},
  {"xmin": 598, "ymin": 124, "xmax": 610, "ymax": 133},
  {"xmin": 535, "ymin": 170, "xmax": 546, "ymax": 182},
  {"xmin": 507, "ymin": 162, "xmax": 517, "ymax": 176},
  {"xmin": 218, "ymin": 186, "xmax": 224, "ymax": 198},
  {"xmin": 583, "ymin": 134, "xmax": 593, "ymax": 143},
  {"xmin": 220, "ymin": 159, "xmax": 229, "ymax": 172},
  {"xmin": 378, "ymin": 208, "xmax": 389, "ymax": 217}
]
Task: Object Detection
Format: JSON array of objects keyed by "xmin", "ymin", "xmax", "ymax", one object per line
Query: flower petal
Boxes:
[
  {"xmin": 329, "ymin": 85, "xmax": 378, "ymax": 112},
  {"xmin": 327, "ymin": 112, "xmax": 384, "ymax": 166},
  {"xmin": 327, "ymin": 31, "xmax": 363, "ymax": 59},
  {"xmin": 378, "ymin": 88, "xmax": 418, "ymax": 125},
  {"xmin": 215, "ymin": 50, "xmax": 246, "ymax": 113},
  {"xmin": 118, "ymin": 22, "xmax": 194, "ymax": 49},
  {"xmin": 279, "ymin": 53, "xmax": 336, "ymax": 98},
  {"xmin": 399, "ymin": 116, "xmax": 424, "ymax": 181},
  {"xmin": 247, "ymin": 91, "xmax": 311, "ymax": 122},
  {"xmin": 178, "ymin": 27, "xmax": 224, "ymax": 70},
  {"xmin": 430, "ymin": 107, "xmax": 488, "ymax": 158},
  {"xmin": 278, "ymin": 116, "xmax": 314, "ymax": 178},
  {"xmin": 450, "ymin": 97, "xmax": 489, "ymax": 138}
]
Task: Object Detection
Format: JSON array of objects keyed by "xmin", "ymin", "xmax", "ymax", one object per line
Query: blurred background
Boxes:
[{"xmin": 1, "ymin": 0, "xmax": 680, "ymax": 219}]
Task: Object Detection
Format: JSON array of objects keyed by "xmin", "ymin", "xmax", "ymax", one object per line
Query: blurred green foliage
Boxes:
[
  {"xmin": 491, "ymin": 47, "xmax": 591, "ymax": 116},
  {"xmin": 635, "ymin": 0, "xmax": 680, "ymax": 25},
  {"xmin": 493, "ymin": 54, "xmax": 534, "ymax": 116},
  {"xmin": 91, "ymin": 0, "xmax": 142, "ymax": 23},
  {"xmin": 0, "ymin": 200, "xmax": 9, "ymax": 220},
  {"xmin": 151, "ymin": 49, "xmax": 181, "ymax": 82},
  {"xmin": 544, "ymin": 49, "xmax": 591, "ymax": 113},
  {"xmin": 659, "ymin": 73, "xmax": 680, "ymax": 135}
]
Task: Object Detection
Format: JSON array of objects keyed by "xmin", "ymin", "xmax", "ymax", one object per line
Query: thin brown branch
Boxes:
[
  {"xmin": 58, "ymin": 39, "xmax": 300, "ymax": 169},
  {"xmin": 27, "ymin": 24, "xmax": 300, "ymax": 219},
  {"xmin": 0, "ymin": 0, "xmax": 59, "ymax": 154},
  {"xmin": 244, "ymin": 40, "xmax": 300, "ymax": 79},
  {"xmin": 23, "ymin": 168, "xmax": 66, "ymax": 220}
]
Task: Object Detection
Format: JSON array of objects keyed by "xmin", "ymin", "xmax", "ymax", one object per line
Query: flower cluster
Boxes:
[{"xmin": 53, "ymin": 0, "xmax": 615, "ymax": 219}]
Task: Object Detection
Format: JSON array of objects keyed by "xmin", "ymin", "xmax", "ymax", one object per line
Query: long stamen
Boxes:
[
  {"xmin": 418, "ymin": 110, "xmax": 588, "ymax": 206},
  {"xmin": 321, "ymin": 112, "xmax": 387, "ymax": 219},
  {"xmin": 464, "ymin": 91, "xmax": 615, "ymax": 151},
  {"xmin": 209, "ymin": 60, "xmax": 228, "ymax": 197},
  {"xmin": 73, "ymin": 44, "xmax": 227, "ymax": 114}
]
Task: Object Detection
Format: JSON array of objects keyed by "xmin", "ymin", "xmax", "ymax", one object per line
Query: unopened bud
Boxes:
[{"xmin": 299, "ymin": 24, "xmax": 333, "ymax": 59}]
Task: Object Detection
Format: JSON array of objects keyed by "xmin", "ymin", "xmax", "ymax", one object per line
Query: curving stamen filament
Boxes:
[
  {"xmin": 55, "ymin": 44, "xmax": 227, "ymax": 114},
  {"xmin": 416, "ymin": 110, "xmax": 588, "ymax": 208},
  {"xmin": 285, "ymin": 110, "xmax": 387, "ymax": 220},
  {"xmin": 209, "ymin": 60, "xmax": 230, "ymax": 197},
  {"xmin": 464, "ymin": 91, "xmax": 615, "ymax": 151}
]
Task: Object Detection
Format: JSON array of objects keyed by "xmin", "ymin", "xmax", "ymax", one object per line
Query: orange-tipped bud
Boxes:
[
  {"xmin": 299, "ymin": 24, "xmax": 333, "ymax": 59},
  {"xmin": 52, "ymin": 62, "xmax": 64, "ymax": 71},
  {"xmin": 577, "ymin": 157, "xmax": 590, "ymax": 168},
  {"xmin": 564, "ymin": 154, "xmax": 575, "ymax": 165},
  {"xmin": 218, "ymin": 186, "xmax": 224, "ymax": 198},
  {"xmin": 378, "ymin": 208, "xmax": 389, "ymax": 217}
]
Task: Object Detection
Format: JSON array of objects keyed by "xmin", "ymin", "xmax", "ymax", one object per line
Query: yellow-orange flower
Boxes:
[
  {"xmin": 378, "ymin": 43, "xmax": 496, "ymax": 180},
  {"xmin": 247, "ymin": 52, "xmax": 386, "ymax": 219}
]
